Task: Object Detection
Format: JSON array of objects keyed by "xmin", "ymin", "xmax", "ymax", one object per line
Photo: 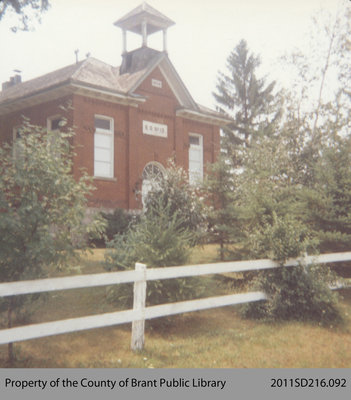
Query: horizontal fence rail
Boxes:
[
  {"xmin": 1, "ymin": 251, "xmax": 351, "ymax": 298},
  {"xmin": 0, "ymin": 292, "xmax": 267, "ymax": 346},
  {"xmin": 0, "ymin": 252, "xmax": 350, "ymax": 349}
]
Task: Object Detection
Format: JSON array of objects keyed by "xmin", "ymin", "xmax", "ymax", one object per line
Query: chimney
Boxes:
[{"xmin": 2, "ymin": 73, "xmax": 22, "ymax": 91}]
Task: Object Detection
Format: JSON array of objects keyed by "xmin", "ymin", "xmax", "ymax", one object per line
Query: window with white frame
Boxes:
[
  {"xmin": 94, "ymin": 115, "xmax": 114, "ymax": 178},
  {"xmin": 188, "ymin": 133, "xmax": 203, "ymax": 185}
]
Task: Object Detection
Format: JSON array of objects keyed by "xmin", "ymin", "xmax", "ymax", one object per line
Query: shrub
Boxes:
[
  {"xmin": 241, "ymin": 213, "xmax": 342, "ymax": 324},
  {"xmin": 142, "ymin": 160, "xmax": 207, "ymax": 246},
  {"xmin": 104, "ymin": 198, "xmax": 204, "ymax": 310},
  {"xmin": 90, "ymin": 208, "xmax": 139, "ymax": 247},
  {"xmin": 242, "ymin": 263, "xmax": 341, "ymax": 324}
]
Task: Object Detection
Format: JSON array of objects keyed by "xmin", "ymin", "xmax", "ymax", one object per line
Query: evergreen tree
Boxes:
[
  {"xmin": 104, "ymin": 197, "xmax": 203, "ymax": 313},
  {"xmin": 303, "ymin": 135, "xmax": 351, "ymax": 252},
  {"xmin": 203, "ymin": 157, "xmax": 240, "ymax": 260},
  {"xmin": 104, "ymin": 162, "xmax": 205, "ymax": 312},
  {"xmin": 213, "ymin": 39, "xmax": 280, "ymax": 166}
]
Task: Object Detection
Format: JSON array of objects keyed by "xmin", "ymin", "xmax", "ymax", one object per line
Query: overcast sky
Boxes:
[{"xmin": 0, "ymin": 0, "xmax": 346, "ymax": 108}]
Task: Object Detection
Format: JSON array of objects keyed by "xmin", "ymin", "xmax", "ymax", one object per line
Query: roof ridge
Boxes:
[
  {"xmin": 115, "ymin": 2, "xmax": 174, "ymax": 26},
  {"xmin": 0, "ymin": 61, "xmax": 84, "ymax": 98},
  {"xmin": 70, "ymin": 57, "xmax": 95, "ymax": 80}
]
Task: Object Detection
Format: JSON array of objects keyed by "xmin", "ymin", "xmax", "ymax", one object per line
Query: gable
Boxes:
[
  {"xmin": 129, "ymin": 56, "xmax": 198, "ymax": 110},
  {"xmin": 133, "ymin": 66, "xmax": 180, "ymax": 106}
]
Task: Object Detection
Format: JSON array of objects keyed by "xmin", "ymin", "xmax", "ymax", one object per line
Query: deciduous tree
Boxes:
[
  {"xmin": 0, "ymin": 0, "xmax": 50, "ymax": 31},
  {"xmin": 0, "ymin": 119, "xmax": 104, "ymax": 363}
]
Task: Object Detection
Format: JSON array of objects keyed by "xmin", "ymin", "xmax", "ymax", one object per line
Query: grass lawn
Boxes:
[{"xmin": 0, "ymin": 245, "xmax": 351, "ymax": 368}]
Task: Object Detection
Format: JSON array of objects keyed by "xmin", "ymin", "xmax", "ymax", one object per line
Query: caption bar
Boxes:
[{"xmin": 4, "ymin": 377, "xmax": 227, "ymax": 391}]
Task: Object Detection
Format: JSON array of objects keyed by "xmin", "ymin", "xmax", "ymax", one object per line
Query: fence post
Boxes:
[{"xmin": 131, "ymin": 263, "xmax": 147, "ymax": 351}]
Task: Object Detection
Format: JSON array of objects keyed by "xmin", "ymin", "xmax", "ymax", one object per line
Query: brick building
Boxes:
[{"xmin": 0, "ymin": 3, "xmax": 229, "ymax": 211}]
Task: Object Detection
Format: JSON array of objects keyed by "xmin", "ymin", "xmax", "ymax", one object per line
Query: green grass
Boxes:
[{"xmin": 0, "ymin": 245, "xmax": 351, "ymax": 368}]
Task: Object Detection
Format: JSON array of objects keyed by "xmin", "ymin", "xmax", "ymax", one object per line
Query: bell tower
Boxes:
[{"xmin": 114, "ymin": 2, "xmax": 175, "ymax": 55}]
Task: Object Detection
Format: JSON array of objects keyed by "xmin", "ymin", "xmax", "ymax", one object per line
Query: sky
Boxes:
[{"xmin": 0, "ymin": 0, "xmax": 347, "ymax": 109}]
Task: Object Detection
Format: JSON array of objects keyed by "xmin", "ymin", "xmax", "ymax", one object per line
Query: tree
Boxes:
[
  {"xmin": 280, "ymin": 8, "xmax": 351, "ymax": 187},
  {"xmin": 302, "ymin": 135, "xmax": 351, "ymax": 252},
  {"xmin": 203, "ymin": 157, "xmax": 240, "ymax": 260},
  {"xmin": 236, "ymin": 133, "xmax": 302, "ymax": 247},
  {"xmin": 213, "ymin": 39, "xmax": 281, "ymax": 166},
  {"xmin": 274, "ymin": 8, "xmax": 351, "ymax": 250},
  {"xmin": 104, "ymin": 197, "xmax": 203, "ymax": 313},
  {"xmin": 0, "ymin": 119, "xmax": 105, "ymax": 364},
  {"xmin": 104, "ymin": 163, "xmax": 205, "ymax": 316},
  {"xmin": 0, "ymin": 0, "xmax": 50, "ymax": 32}
]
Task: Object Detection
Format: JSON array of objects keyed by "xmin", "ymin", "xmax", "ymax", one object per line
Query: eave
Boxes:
[
  {"xmin": 0, "ymin": 81, "xmax": 145, "ymax": 116},
  {"xmin": 70, "ymin": 81, "xmax": 146, "ymax": 107},
  {"xmin": 176, "ymin": 108, "xmax": 232, "ymax": 126}
]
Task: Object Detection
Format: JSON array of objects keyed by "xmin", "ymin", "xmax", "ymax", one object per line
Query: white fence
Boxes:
[{"xmin": 0, "ymin": 252, "xmax": 350, "ymax": 351}]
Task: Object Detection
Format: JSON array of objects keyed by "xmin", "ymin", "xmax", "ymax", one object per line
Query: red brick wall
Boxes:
[
  {"xmin": 72, "ymin": 94, "xmax": 129, "ymax": 210},
  {"xmin": 0, "ymin": 69, "xmax": 221, "ymax": 211},
  {"xmin": 0, "ymin": 96, "xmax": 73, "ymax": 145},
  {"xmin": 125, "ymin": 67, "xmax": 221, "ymax": 209}
]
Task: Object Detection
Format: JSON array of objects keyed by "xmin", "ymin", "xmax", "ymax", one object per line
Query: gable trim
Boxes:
[
  {"xmin": 128, "ymin": 55, "xmax": 198, "ymax": 110},
  {"xmin": 158, "ymin": 59, "xmax": 198, "ymax": 110}
]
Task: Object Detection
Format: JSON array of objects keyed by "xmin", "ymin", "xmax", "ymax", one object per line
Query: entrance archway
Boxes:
[{"xmin": 141, "ymin": 162, "xmax": 165, "ymax": 206}]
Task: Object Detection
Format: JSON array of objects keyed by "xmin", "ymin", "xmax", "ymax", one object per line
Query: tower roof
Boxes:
[{"xmin": 114, "ymin": 2, "xmax": 175, "ymax": 35}]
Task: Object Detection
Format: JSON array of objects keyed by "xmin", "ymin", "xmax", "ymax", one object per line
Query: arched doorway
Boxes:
[{"xmin": 141, "ymin": 162, "xmax": 165, "ymax": 206}]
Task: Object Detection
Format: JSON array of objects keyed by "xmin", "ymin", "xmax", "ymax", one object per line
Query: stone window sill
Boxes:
[{"xmin": 93, "ymin": 176, "xmax": 117, "ymax": 182}]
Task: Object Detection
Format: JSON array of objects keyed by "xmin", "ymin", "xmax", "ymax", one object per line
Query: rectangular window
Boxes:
[
  {"xmin": 189, "ymin": 133, "xmax": 203, "ymax": 185},
  {"xmin": 94, "ymin": 115, "xmax": 114, "ymax": 178}
]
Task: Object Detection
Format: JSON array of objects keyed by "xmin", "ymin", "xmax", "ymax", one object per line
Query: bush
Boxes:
[
  {"xmin": 0, "ymin": 119, "xmax": 105, "ymax": 363},
  {"xmin": 104, "ymin": 198, "xmax": 204, "ymax": 310},
  {"xmin": 90, "ymin": 208, "xmax": 139, "ymax": 247},
  {"xmin": 143, "ymin": 160, "xmax": 206, "ymax": 246},
  {"xmin": 241, "ymin": 213, "xmax": 342, "ymax": 324},
  {"xmin": 242, "ymin": 263, "xmax": 341, "ymax": 324}
]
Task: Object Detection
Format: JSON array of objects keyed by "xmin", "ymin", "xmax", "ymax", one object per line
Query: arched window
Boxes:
[{"xmin": 141, "ymin": 162, "xmax": 165, "ymax": 206}]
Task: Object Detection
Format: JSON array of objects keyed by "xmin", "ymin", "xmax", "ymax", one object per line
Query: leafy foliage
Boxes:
[
  {"xmin": 142, "ymin": 160, "xmax": 206, "ymax": 246},
  {"xmin": 0, "ymin": 0, "xmax": 50, "ymax": 32},
  {"xmin": 90, "ymin": 208, "xmax": 139, "ymax": 247},
  {"xmin": 0, "ymin": 119, "xmax": 105, "ymax": 361}
]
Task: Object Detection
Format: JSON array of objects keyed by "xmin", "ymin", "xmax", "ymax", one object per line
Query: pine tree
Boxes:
[
  {"xmin": 203, "ymin": 157, "xmax": 240, "ymax": 260},
  {"xmin": 213, "ymin": 39, "xmax": 280, "ymax": 167},
  {"xmin": 303, "ymin": 135, "xmax": 351, "ymax": 252}
]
